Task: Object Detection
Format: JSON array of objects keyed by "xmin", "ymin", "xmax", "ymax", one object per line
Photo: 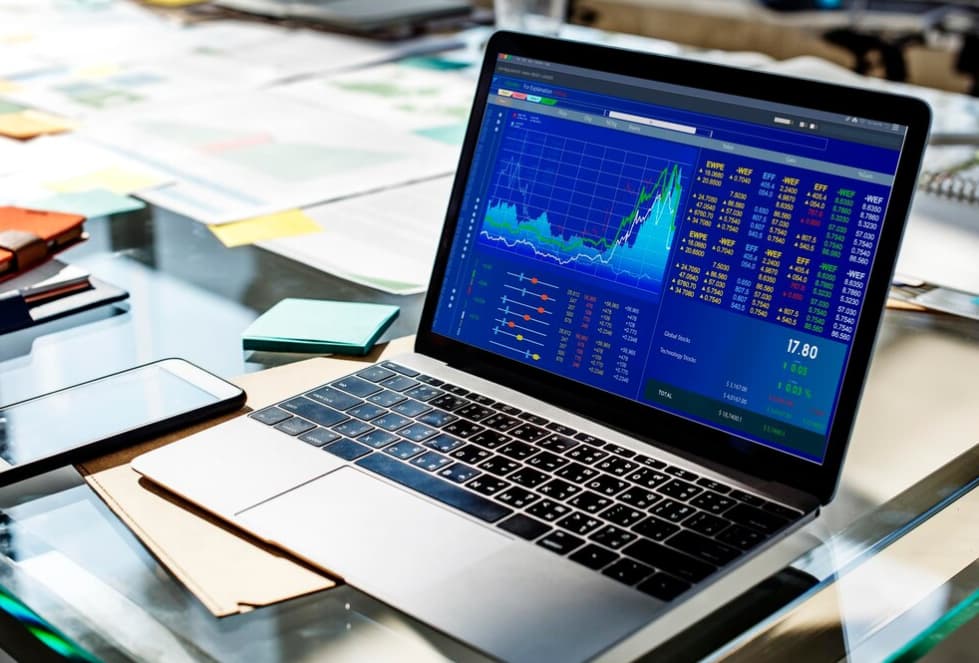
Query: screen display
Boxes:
[
  {"xmin": 0, "ymin": 365, "xmax": 214, "ymax": 466},
  {"xmin": 432, "ymin": 54, "xmax": 907, "ymax": 464}
]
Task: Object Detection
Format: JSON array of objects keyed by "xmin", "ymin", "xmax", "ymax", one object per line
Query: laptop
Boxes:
[{"xmin": 134, "ymin": 32, "xmax": 930, "ymax": 662}]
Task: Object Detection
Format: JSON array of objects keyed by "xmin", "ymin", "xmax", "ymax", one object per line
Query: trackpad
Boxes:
[{"xmin": 236, "ymin": 467, "xmax": 512, "ymax": 597}]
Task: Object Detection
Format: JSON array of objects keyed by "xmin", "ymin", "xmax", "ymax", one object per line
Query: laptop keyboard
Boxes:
[{"xmin": 250, "ymin": 361, "xmax": 804, "ymax": 602}]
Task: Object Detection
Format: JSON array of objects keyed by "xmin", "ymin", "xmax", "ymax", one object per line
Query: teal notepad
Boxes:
[{"xmin": 242, "ymin": 299, "xmax": 399, "ymax": 355}]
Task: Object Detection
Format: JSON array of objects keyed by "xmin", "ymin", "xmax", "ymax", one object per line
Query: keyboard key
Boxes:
[
  {"xmin": 716, "ymin": 524, "xmax": 766, "ymax": 551},
  {"xmin": 585, "ymin": 474, "xmax": 629, "ymax": 497},
  {"xmin": 659, "ymin": 479, "xmax": 703, "ymax": 502},
  {"xmin": 347, "ymin": 403, "xmax": 387, "ymax": 421},
  {"xmin": 496, "ymin": 486, "xmax": 540, "ymax": 509},
  {"xmin": 380, "ymin": 362, "xmax": 419, "ymax": 377},
  {"xmin": 499, "ymin": 440, "xmax": 537, "ymax": 461},
  {"xmin": 384, "ymin": 441, "xmax": 427, "ymax": 460},
  {"xmin": 636, "ymin": 456, "xmax": 667, "ymax": 469},
  {"xmin": 667, "ymin": 530, "xmax": 741, "ymax": 566},
  {"xmin": 411, "ymin": 451, "xmax": 453, "ymax": 472},
  {"xmin": 618, "ymin": 486, "xmax": 661, "ymax": 510},
  {"xmin": 398, "ymin": 423, "xmax": 439, "ymax": 442},
  {"xmin": 250, "ymin": 407, "xmax": 291, "ymax": 425},
  {"xmin": 556, "ymin": 462, "xmax": 598, "ymax": 484},
  {"xmin": 527, "ymin": 450, "xmax": 569, "ymax": 473},
  {"xmin": 424, "ymin": 434, "xmax": 465, "ymax": 453},
  {"xmin": 761, "ymin": 501, "xmax": 804, "ymax": 520},
  {"xmin": 478, "ymin": 455, "xmax": 520, "ymax": 477},
  {"xmin": 450, "ymin": 444, "xmax": 492, "ymax": 465},
  {"xmin": 724, "ymin": 504, "xmax": 788, "ymax": 535},
  {"xmin": 382, "ymin": 376, "xmax": 419, "ymax": 392},
  {"xmin": 308, "ymin": 386, "xmax": 361, "ymax": 411},
  {"xmin": 569, "ymin": 544, "xmax": 618, "ymax": 570},
  {"xmin": 686, "ymin": 512, "xmax": 730, "ymax": 537},
  {"xmin": 547, "ymin": 422, "xmax": 578, "ymax": 436},
  {"xmin": 457, "ymin": 403, "xmax": 494, "ymax": 421},
  {"xmin": 665, "ymin": 466, "xmax": 700, "ymax": 482},
  {"xmin": 468, "ymin": 430, "xmax": 510, "ymax": 450},
  {"xmin": 391, "ymin": 399, "xmax": 431, "ymax": 417},
  {"xmin": 356, "ymin": 453, "xmax": 511, "ymax": 523},
  {"xmin": 566, "ymin": 446, "xmax": 608, "ymax": 465},
  {"xmin": 404, "ymin": 385, "xmax": 445, "ymax": 402},
  {"xmin": 537, "ymin": 434, "xmax": 578, "ymax": 453},
  {"xmin": 508, "ymin": 467, "xmax": 549, "ymax": 489},
  {"xmin": 415, "ymin": 374, "xmax": 444, "ymax": 386},
  {"xmin": 498, "ymin": 514, "xmax": 550, "ymax": 541},
  {"xmin": 527, "ymin": 499, "xmax": 571, "ymax": 522},
  {"xmin": 333, "ymin": 420, "xmax": 374, "ymax": 438},
  {"xmin": 519, "ymin": 412, "xmax": 550, "ymax": 426},
  {"xmin": 690, "ymin": 491, "xmax": 737, "ymax": 515},
  {"xmin": 538, "ymin": 478, "xmax": 580, "ymax": 501},
  {"xmin": 373, "ymin": 412, "xmax": 413, "ymax": 431},
  {"xmin": 367, "ymin": 389, "xmax": 406, "ymax": 408},
  {"xmin": 595, "ymin": 456, "xmax": 638, "ymax": 477},
  {"xmin": 357, "ymin": 430, "xmax": 400, "ymax": 449},
  {"xmin": 568, "ymin": 491, "xmax": 613, "ymax": 514},
  {"xmin": 623, "ymin": 539, "xmax": 714, "ymax": 583},
  {"xmin": 483, "ymin": 413, "xmax": 521, "ymax": 432},
  {"xmin": 627, "ymin": 467, "xmax": 670, "ymax": 490},
  {"xmin": 573, "ymin": 432, "xmax": 606, "ymax": 447},
  {"xmin": 429, "ymin": 394, "xmax": 468, "ymax": 411},
  {"xmin": 468, "ymin": 393, "xmax": 495, "ymax": 406},
  {"xmin": 602, "ymin": 558, "xmax": 654, "ymax": 586},
  {"xmin": 493, "ymin": 402, "xmax": 522, "ymax": 416},
  {"xmin": 357, "ymin": 365, "xmax": 397, "ymax": 382},
  {"xmin": 637, "ymin": 573, "xmax": 690, "ymax": 602},
  {"xmin": 603, "ymin": 442, "xmax": 636, "ymax": 459},
  {"xmin": 537, "ymin": 530, "xmax": 584, "ymax": 555},
  {"xmin": 696, "ymin": 477, "xmax": 731, "ymax": 494},
  {"xmin": 275, "ymin": 417, "xmax": 316, "ymax": 436},
  {"xmin": 299, "ymin": 428, "xmax": 341, "ymax": 447},
  {"xmin": 599, "ymin": 504, "xmax": 645, "ymax": 528},
  {"xmin": 651, "ymin": 499, "xmax": 696, "ymax": 523},
  {"xmin": 332, "ymin": 376, "xmax": 382, "ymax": 398},
  {"xmin": 281, "ymin": 397, "xmax": 349, "ymax": 427},
  {"xmin": 442, "ymin": 420, "xmax": 484, "ymax": 439},
  {"xmin": 557, "ymin": 511, "xmax": 602, "ymax": 536},
  {"xmin": 417, "ymin": 409, "xmax": 458, "ymax": 428},
  {"xmin": 439, "ymin": 463, "xmax": 481, "ymax": 483},
  {"xmin": 729, "ymin": 489, "xmax": 766, "ymax": 507},
  {"xmin": 590, "ymin": 524, "xmax": 637, "ymax": 550},
  {"xmin": 632, "ymin": 517, "xmax": 679, "ymax": 542},
  {"xmin": 509, "ymin": 423, "xmax": 548, "ymax": 443},
  {"xmin": 323, "ymin": 438, "xmax": 372, "ymax": 461},
  {"xmin": 442, "ymin": 385, "xmax": 469, "ymax": 396},
  {"xmin": 466, "ymin": 475, "xmax": 510, "ymax": 497}
]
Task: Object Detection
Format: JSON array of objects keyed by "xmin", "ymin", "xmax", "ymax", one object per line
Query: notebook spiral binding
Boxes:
[{"xmin": 918, "ymin": 170, "xmax": 979, "ymax": 204}]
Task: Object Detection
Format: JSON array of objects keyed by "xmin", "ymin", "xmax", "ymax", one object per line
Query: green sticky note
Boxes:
[
  {"xmin": 242, "ymin": 298, "xmax": 400, "ymax": 355},
  {"xmin": 29, "ymin": 188, "xmax": 145, "ymax": 218}
]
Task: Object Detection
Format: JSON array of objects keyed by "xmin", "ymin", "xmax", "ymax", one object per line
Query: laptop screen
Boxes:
[{"xmin": 432, "ymin": 52, "xmax": 907, "ymax": 465}]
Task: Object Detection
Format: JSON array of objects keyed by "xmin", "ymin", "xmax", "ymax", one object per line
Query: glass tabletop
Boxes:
[{"xmin": 2, "ymin": 205, "xmax": 979, "ymax": 662}]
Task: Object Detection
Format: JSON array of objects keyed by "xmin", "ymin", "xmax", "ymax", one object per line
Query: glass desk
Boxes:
[{"xmin": 2, "ymin": 206, "xmax": 979, "ymax": 662}]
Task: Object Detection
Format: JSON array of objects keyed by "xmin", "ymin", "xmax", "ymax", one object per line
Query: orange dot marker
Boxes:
[
  {"xmin": 523, "ymin": 314, "xmax": 531, "ymax": 321},
  {"xmin": 537, "ymin": 306, "xmax": 545, "ymax": 314},
  {"xmin": 530, "ymin": 277, "xmax": 538, "ymax": 284},
  {"xmin": 540, "ymin": 293, "xmax": 549, "ymax": 301},
  {"xmin": 507, "ymin": 321, "xmax": 515, "ymax": 328}
]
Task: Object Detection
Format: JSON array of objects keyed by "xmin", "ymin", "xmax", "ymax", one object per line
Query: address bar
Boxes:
[{"xmin": 608, "ymin": 111, "xmax": 697, "ymax": 135}]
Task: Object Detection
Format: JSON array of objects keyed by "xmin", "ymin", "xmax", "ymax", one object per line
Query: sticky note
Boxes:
[
  {"xmin": 209, "ymin": 209, "xmax": 320, "ymax": 248},
  {"xmin": 0, "ymin": 110, "xmax": 73, "ymax": 139},
  {"xmin": 45, "ymin": 166, "xmax": 168, "ymax": 195},
  {"xmin": 29, "ymin": 188, "xmax": 145, "ymax": 219},
  {"xmin": 243, "ymin": 298, "xmax": 400, "ymax": 355}
]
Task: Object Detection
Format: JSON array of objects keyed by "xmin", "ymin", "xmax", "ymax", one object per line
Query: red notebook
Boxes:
[{"xmin": 0, "ymin": 206, "xmax": 86, "ymax": 280}]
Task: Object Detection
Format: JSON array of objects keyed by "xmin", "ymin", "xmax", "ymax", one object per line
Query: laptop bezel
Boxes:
[{"xmin": 417, "ymin": 31, "xmax": 931, "ymax": 505}]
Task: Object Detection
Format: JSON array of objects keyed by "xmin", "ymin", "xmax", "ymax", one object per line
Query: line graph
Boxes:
[{"xmin": 478, "ymin": 123, "xmax": 693, "ymax": 294}]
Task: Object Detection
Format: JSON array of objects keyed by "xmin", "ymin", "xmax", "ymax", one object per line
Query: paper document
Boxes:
[
  {"xmin": 96, "ymin": 91, "xmax": 459, "ymax": 224},
  {"xmin": 260, "ymin": 176, "xmax": 454, "ymax": 295}
]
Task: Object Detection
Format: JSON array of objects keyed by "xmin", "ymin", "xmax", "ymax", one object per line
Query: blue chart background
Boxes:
[{"xmin": 478, "ymin": 111, "xmax": 697, "ymax": 298}]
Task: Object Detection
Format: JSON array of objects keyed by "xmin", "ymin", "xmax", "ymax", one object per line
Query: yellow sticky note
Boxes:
[
  {"xmin": 210, "ymin": 210, "xmax": 320, "ymax": 248},
  {"xmin": 46, "ymin": 166, "xmax": 167, "ymax": 195},
  {"xmin": 0, "ymin": 110, "xmax": 74, "ymax": 139}
]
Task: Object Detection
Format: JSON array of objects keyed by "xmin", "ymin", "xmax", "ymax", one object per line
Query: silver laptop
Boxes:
[{"xmin": 134, "ymin": 32, "xmax": 930, "ymax": 662}]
